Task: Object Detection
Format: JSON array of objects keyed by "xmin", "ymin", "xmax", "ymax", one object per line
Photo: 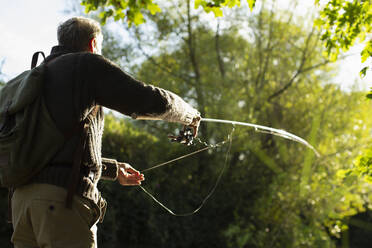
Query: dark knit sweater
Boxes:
[{"xmin": 32, "ymin": 46, "xmax": 199, "ymax": 207}]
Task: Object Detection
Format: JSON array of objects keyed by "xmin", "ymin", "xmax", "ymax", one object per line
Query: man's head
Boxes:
[{"xmin": 57, "ymin": 17, "xmax": 103, "ymax": 54}]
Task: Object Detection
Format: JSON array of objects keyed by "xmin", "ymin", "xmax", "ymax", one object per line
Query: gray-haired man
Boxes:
[{"xmin": 11, "ymin": 17, "xmax": 200, "ymax": 248}]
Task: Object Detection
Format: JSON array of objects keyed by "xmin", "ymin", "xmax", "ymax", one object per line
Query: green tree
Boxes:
[
  {"xmin": 349, "ymin": 92, "xmax": 372, "ymax": 186},
  {"xmin": 94, "ymin": 1, "xmax": 372, "ymax": 247}
]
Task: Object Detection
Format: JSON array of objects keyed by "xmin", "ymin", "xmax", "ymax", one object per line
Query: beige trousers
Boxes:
[{"xmin": 11, "ymin": 183, "xmax": 99, "ymax": 248}]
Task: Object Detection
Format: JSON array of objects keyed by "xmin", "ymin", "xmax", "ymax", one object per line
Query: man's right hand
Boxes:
[{"xmin": 190, "ymin": 115, "xmax": 201, "ymax": 137}]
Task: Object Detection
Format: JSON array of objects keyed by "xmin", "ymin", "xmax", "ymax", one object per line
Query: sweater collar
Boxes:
[
  {"xmin": 50, "ymin": 45, "xmax": 73, "ymax": 56},
  {"xmin": 44, "ymin": 45, "xmax": 76, "ymax": 62}
]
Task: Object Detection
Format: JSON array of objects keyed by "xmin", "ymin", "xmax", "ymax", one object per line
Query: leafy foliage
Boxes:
[
  {"xmin": 81, "ymin": 0, "xmax": 162, "ymax": 25},
  {"xmin": 81, "ymin": 0, "xmax": 370, "ymax": 77},
  {"xmin": 81, "ymin": 0, "xmax": 256, "ymax": 25},
  {"xmin": 314, "ymin": 0, "xmax": 372, "ymax": 76},
  {"xmin": 348, "ymin": 89, "xmax": 372, "ymax": 189},
  {"xmin": 353, "ymin": 148, "xmax": 372, "ymax": 184}
]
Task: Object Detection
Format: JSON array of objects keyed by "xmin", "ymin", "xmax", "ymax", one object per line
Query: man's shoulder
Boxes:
[
  {"xmin": 75, "ymin": 53, "xmax": 116, "ymax": 68},
  {"xmin": 52, "ymin": 52, "xmax": 92, "ymax": 61},
  {"xmin": 50, "ymin": 52, "xmax": 106, "ymax": 63},
  {"xmin": 81, "ymin": 53, "xmax": 121, "ymax": 73},
  {"xmin": 49, "ymin": 52, "xmax": 114, "ymax": 72}
]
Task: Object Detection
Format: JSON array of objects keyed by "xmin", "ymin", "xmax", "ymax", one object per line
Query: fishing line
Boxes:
[
  {"xmin": 139, "ymin": 126, "xmax": 235, "ymax": 216},
  {"xmin": 141, "ymin": 136, "xmax": 230, "ymax": 173},
  {"xmin": 141, "ymin": 147, "xmax": 210, "ymax": 173},
  {"xmin": 138, "ymin": 117, "xmax": 320, "ymax": 216}
]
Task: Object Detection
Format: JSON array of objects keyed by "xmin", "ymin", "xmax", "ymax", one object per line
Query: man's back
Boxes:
[{"xmin": 43, "ymin": 47, "xmax": 175, "ymax": 165}]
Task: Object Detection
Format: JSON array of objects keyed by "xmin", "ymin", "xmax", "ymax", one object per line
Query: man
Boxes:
[{"xmin": 11, "ymin": 17, "xmax": 201, "ymax": 248}]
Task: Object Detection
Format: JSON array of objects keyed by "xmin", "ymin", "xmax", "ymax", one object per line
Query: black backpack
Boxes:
[{"xmin": 0, "ymin": 52, "xmax": 66, "ymax": 187}]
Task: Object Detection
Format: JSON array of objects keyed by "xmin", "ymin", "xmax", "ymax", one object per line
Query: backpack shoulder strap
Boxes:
[{"xmin": 31, "ymin": 51, "xmax": 46, "ymax": 69}]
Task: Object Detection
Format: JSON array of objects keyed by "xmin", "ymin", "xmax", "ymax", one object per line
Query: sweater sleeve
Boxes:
[
  {"xmin": 101, "ymin": 157, "xmax": 119, "ymax": 181},
  {"xmin": 84, "ymin": 54, "xmax": 200, "ymax": 125}
]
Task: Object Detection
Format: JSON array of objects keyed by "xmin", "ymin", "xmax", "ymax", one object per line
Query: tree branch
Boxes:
[
  {"xmin": 131, "ymin": 30, "xmax": 195, "ymax": 86},
  {"xmin": 268, "ymin": 27, "xmax": 315, "ymax": 101},
  {"xmin": 215, "ymin": 21, "xmax": 226, "ymax": 79},
  {"xmin": 258, "ymin": 3, "xmax": 275, "ymax": 90}
]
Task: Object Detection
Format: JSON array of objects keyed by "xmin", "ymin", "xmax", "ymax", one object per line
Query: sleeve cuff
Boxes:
[
  {"xmin": 101, "ymin": 158, "xmax": 119, "ymax": 181},
  {"xmin": 131, "ymin": 90, "xmax": 200, "ymax": 125},
  {"xmin": 161, "ymin": 91, "xmax": 200, "ymax": 125}
]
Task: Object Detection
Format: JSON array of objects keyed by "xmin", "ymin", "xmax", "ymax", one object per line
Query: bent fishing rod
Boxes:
[
  {"xmin": 200, "ymin": 117, "xmax": 320, "ymax": 157},
  {"xmin": 169, "ymin": 117, "xmax": 320, "ymax": 157}
]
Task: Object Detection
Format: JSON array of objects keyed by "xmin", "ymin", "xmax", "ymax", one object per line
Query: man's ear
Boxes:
[{"xmin": 88, "ymin": 37, "xmax": 96, "ymax": 53}]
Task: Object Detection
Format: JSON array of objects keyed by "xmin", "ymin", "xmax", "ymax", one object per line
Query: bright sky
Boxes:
[
  {"xmin": 0, "ymin": 0, "xmax": 71, "ymax": 78},
  {"xmin": 0, "ymin": 0, "xmax": 370, "ymax": 91}
]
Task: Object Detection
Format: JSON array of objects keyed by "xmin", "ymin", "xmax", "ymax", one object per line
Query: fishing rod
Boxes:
[
  {"xmin": 167, "ymin": 117, "xmax": 320, "ymax": 158},
  {"xmin": 201, "ymin": 117, "xmax": 320, "ymax": 157}
]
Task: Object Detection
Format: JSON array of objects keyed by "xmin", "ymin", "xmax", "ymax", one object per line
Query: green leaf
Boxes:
[
  {"xmin": 247, "ymin": 0, "xmax": 255, "ymax": 11},
  {"xmin": 194, "ymin": 0, "xmax": 203, "ymax": 9},
  {"xmin": 148, "ymin": 3, "xmax": 161, "ymax": 15},
  {"xmin": 360, "ymin": 66, "xmax": 368, "ymax": 78},
  {"xmin": 133, "ymin": 11, "xmax": 145, "ymax": 25},
  {"xmin": 361, "ymin": 44, "xmax": 371, "ymax": 63},
  {"xmin": 114, "ymin": 11, "xmax": 125, "ymax": 21},
  {"xmin": 329, "ymin": 51, "xmax": 338, "ymax": 61},
  {"xmin": 99, "ymin": 11, "xmax": 106, "ymax": 19},
  {"xmin": 313, "ymin": 18, "xmax": 324, "ymax": 27},
  {"xmin": 225, "ymin": 0, "xmax": 241, "ymax": 8},
  {"xmin": 211, "ymin": 7, "xmax": 223, "ymax": 17}
]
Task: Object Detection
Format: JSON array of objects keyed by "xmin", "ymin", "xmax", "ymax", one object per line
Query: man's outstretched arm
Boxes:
[{"xmin": 83, "ymin": 53, "xmax": 201, "ymax": 126}]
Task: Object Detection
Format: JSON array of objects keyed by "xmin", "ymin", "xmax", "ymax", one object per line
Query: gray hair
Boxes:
[{"xmin": 57, "ymin": 17, "xmax": 101, "ymax": 52}]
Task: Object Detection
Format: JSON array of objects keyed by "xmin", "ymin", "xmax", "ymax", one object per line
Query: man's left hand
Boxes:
[{"xmin": 117, "ymin": 162, "xmax": 145, "ymax": 186}]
